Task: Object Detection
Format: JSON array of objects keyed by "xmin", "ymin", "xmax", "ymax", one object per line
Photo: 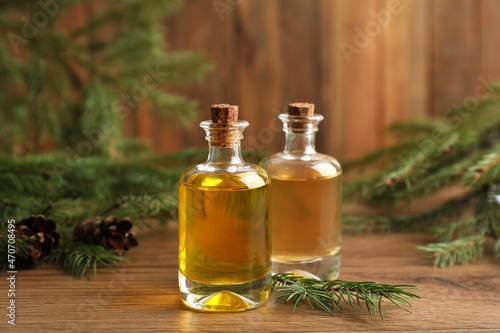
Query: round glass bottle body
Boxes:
[
  {"xmin": 179, "ymin": 120, "xmax": 272, "ymax": 311},
  {"xmin": 260, "ymin": 114, "xmax": 342, "ymax": 280}
]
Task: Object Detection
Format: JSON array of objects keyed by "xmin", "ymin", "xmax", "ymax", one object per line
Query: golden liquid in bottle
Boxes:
[
  {"xmin": 270, "ymin": 173, "xmax": 342, "ymax": 262},
  {"xmin": 179, "ymin": 172, "xmax": 271, "ymax": 286}
]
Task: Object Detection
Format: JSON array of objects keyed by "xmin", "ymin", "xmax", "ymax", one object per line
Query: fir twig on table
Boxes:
[{"xmin": 272, "ymin": 273, "xmax": 421, "ymax": 320}]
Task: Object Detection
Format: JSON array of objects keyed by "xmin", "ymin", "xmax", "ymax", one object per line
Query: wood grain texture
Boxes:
[
  {"xmin": 116, "ymin": 0, "xmax": 500, "ymax": 159},
  {"xmin": 321, "ymin": 0, "xmax": 342, "ymax": 157},
  {"xmin": 431, "ymin": 0, "xmax": 482, "ymax": 116},
  {"xmin": 234, "ymin": 0, "xmax": 284, "ymax": 153},
  {"xmin": 3, "ymin": 230, "xmax": 499, "ymax": 332},
  {"xmin": 377, "ymin": 0, "xmax": 410, "ymax": 143},
  {"xmin": 335, "ymin": 0, "xmax": 382, "ymax": 159},
  {"xmin": 156, "ymin": 0, "xmax": 237, "ymax": 149},
  {"xmin": 407, "ymin": 0, "xmax": 431, "ymax": 119},
  {"xmin": 481, "ymin": 0, "xmax": 500, "ymax": 80}
]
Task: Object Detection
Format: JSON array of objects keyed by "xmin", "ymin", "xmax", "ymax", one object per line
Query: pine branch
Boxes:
[
  {"xmin": 99, "ymin": 193, "xmax": 178, "ymax": 224},
  {"xmin": 344, "ymin": 134, "xmax": 461, "ymax": 203},
  {"xmin": 148, "ymin": 91, "xmax": 199, "ymax": 128},
  {"xmin": 465, "ymin": 148, "xmax": 500, "ymax": 188},
  {"xmin": 343, "ymin": 171, "xmax": 387, "ymax": 202},
  {"xmin": 144, "ymin": 148, "xmax": 209, "ymax": 166},
  {"xmin": 387, "ymin": 118, "xmax": 449, "ymax": 137},
  {"xmin": 429, "ymin": 217, "xmax": 479, "ymax": 242},
  {"xmin": 392, "ymin": 158, "xmax": 471, "ymax": 203},
  {"xmin": 0, "ymin": 153, "xmax": 184, "ymax": 236},
  {"xmin": 343, "ymin": 191, "xmax": 477, "ymax": 235},
  {"xmin": 272, "ymin": 273, "xmax": 421, "ymax": 320},
  {"xmin": 0, "ymin": 0, "xmax": 211, "ymax": 153},
  {"xmin": 342, "ymin": 139, "xmax": 417, "ymax": 171},
  {"xmin": 342, "ymin": 89, "xmax": 500, "ymax": 267},
  {"xmin": 148, "ymin": 51, "xmax": 214, "ymax": 85},
  {"xmin": 46, "ymin": 242, "xmax": 129, "ymax": 280},
  {"xmin": 417, "ymin": 235, "xmax": 487, "ymax": 268},
  {"xmin": 381, "ymin": 133, "xmax": 460, "ymax": 189},
  {"xmin": 484, "ymin": 189, "xmax": 500, "ymax": 241},
  {"xmin": 443, "ymin": 96, "xmax": 500, "ymax": 123}
]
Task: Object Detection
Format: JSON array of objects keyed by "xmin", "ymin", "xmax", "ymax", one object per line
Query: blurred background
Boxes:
[
  {"xmin": 1, "ymin": 0, "xmax": 499, "ymax": 160},
  {"xmin": 146, "ymin": 0, "xmax": 500, "ymax": 160}
]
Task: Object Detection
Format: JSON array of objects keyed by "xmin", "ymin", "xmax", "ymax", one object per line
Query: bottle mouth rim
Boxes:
[
  {"xmin": 199, "ymin": 120, "xmax": 249, "ymax": 129},
  {"xmin": 278, "ymin": 113, "xmax": 324, "ymax": 122}
]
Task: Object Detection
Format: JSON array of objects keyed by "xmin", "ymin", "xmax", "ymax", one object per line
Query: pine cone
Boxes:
[
  {"xmin": 16, "ymin": 215, "xmax": 60, "ymax": 263},
  {"xmin": 73, "ymin": 216, "xmax": 138, "ymax": 253}
]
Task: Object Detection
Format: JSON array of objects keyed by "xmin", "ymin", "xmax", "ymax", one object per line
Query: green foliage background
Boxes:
[
  {"xmin": 343, "ymin": 84, "xmax": 500, "ymax": 267},
  {"xmin": 0, "ymin": 0, "xmax": 214, "ymax": 276},
  {"xmin": 0, "ymin": 0, "xmax": 212, "ymax": 155}
]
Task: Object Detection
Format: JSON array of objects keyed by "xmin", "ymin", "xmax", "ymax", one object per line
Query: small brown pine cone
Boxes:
[
  {"xmin": 73, "ymin": 216, "xmax": 138, "ymax": 253},
  {"xmin": 16, "ymin": 215, "xmax": 60, "ymax": 263}
]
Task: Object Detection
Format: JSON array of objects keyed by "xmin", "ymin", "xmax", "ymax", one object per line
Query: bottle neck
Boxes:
[
  {"xmin": 283, "ymin": 131, "xmax": 317, "ymax": 155},
  {"xmin": 200, "ymin": 120, "xmax": 248, "ymax": 166},
  {"xmin": 207, "ymin": 142, "xmax": 244, "ymax": 165}
]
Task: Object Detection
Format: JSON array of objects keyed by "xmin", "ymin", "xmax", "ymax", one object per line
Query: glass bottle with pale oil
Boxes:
[
  {"xmin": 260, "ymin": 103, "xmax": 342, "ymax": 280},
  {"xmin": 178, "ymin": 104, "xmax": 271, "ymax": 312}
]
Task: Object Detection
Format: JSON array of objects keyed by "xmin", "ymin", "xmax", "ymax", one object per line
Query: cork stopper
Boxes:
[
  {"xmin": 209, "ymin": 104, "xmax": 240, "ymax": 147},
  {"xmin": 288, "ymin": 103, "xmax": 315, "ymax": 117},
  {"xmin": 288, "ymin": 103, "xmax": 315, "ymax": 129},
  {"xmin": 211, "ymin": 104, "xmax": 238, "ymax": 124}
]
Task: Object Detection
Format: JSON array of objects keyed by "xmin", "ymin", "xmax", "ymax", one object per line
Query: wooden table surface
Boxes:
[{"xmin": 2, "ymin": 229, "xmax": 500, "ymax": 332}]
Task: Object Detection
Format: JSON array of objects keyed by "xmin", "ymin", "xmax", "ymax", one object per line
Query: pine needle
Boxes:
[
  {"xmin": 272, "ymin": 273, "xmax": 421, "ymax": 319},
  {"xmin": 417, "ymin": 235, "xmax": 487, "ymax": 268},
  {"xmin": 46, "ymin": 242, "xmax": 129, "ymax": 280}
]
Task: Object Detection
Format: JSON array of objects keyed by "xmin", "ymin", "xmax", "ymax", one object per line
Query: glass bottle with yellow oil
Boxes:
[
  {"xmin": 178, "ymin": 104, "xmax": 271, "ymax": 311},
  {"xmin": 260, "ymin": 103, "xmax": 342, "ymax": 280}
]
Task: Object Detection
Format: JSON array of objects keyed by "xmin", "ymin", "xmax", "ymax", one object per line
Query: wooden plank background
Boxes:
[{"xmin": 122, "ymin": 0, "xmax": 500, "ymax": 160}]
